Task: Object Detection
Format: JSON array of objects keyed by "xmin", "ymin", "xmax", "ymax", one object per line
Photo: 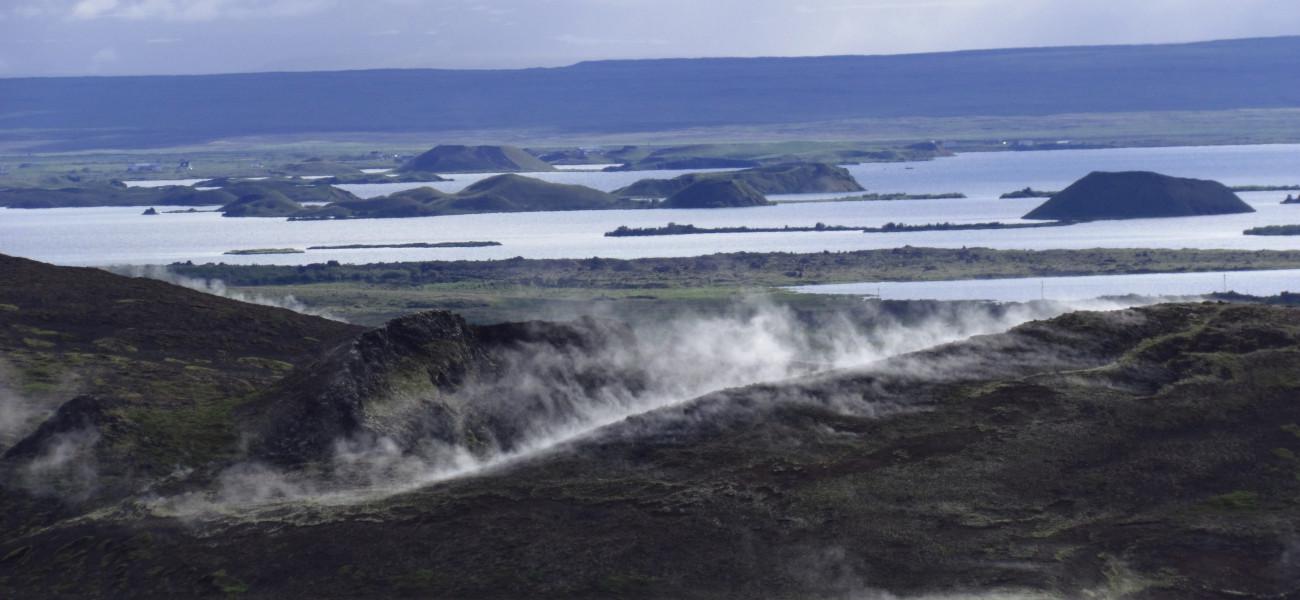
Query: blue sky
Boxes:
[{"xmin": 4, "ymin": 0, "xmax": 1300, "ymax": 76}]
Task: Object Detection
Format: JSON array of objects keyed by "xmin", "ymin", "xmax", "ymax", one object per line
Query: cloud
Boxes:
[
  {"xmin": 66, "ymin": 0, "xmax": 333, "ymax": 21},
  {"xmin": 71, "ymin": 0, "xmax": 117, "ymax": 19},
  {"xmin": 6, "ymin": 0, "xmax": 1300, "ymax": 75},
  {"xmin": 553, "ymin": 33, "xmax": 668, "ymax": 46},
  {"xmin": 90, "ymin": 46, "xmax": 118, "ymax": 65}
]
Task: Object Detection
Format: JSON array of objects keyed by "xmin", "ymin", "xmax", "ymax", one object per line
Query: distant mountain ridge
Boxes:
[{"xmin": 3, "ymin": 36, "xmax": 1299, "ymax": 150}]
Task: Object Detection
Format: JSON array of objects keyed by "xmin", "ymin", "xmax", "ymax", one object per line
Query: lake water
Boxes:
[
  {"xmin": 4, "ymin": 144, "xmax": 1299, "ymax": 279},
  {"xmin": 791, "ymin": 269, "xmax": 1300, "ymax": 301}
]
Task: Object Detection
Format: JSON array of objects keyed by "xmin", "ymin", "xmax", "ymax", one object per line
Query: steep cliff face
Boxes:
[{"xmin": 242, "ymin": 311, "xmax": 645, "ymax": 465}]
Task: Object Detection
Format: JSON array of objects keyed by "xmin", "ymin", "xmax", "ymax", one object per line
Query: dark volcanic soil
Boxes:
[{"xmin": 2, "ymin": 254, "xmax": 1300, "ymax": 598}]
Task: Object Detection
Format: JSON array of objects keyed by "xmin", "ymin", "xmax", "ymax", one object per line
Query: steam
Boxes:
[
  {"xmin": 151, "ymin": 295, "xmax": 1163, "ymax": 517},
  {"xmin": 18, "ymin": 427, "xmax": 101, "ymax": 502},
  {"xmin": 106, "ymin": 264, "xmax": 340, "ymax": 321},
  {"xmin": 0, "ymin": 378, "xmax": 46, "ymax": 452},
  {"xmin": 0, "ymin": 360, "xmax": 67, "ymax": 452}
]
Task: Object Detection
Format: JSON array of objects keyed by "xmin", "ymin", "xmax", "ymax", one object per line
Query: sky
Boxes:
[{"xmin": 2, "ymin": 0, "xmax": 1300, "ymax": 77}]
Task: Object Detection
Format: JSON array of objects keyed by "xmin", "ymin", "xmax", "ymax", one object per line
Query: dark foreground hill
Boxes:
[
  {"xmin": 614, "ymin": 162, "xmax": 864, "ymax": 198},
  {"xmin": 399, "ymin": 145, "xmax": 555, "ymax": 173},
  {"xmin": 0, "ymin": 254, "xmax": 361, "ymax": 500},
  {"xmin": 1024, "ymin": 171, "xmax": 1256, "ymax": 220},
  {"xmin": 4, "ymin": 36, "xmax": 1300, "ymax": 149},
  {"xmin": 2, "ymin": 250, "xmax": 1300, "ymax": 598}
]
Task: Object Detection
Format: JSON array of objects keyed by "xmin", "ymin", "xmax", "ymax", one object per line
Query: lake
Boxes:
[{"xmin": 2, "ymin": 144, "xmax": 1298, "ymax": 275}]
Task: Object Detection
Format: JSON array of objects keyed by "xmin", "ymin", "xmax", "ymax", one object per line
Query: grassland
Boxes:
[
  {"xmin": 183, "ymin": 247, "xmax": 1300, "ymax": 325},
  {"xmin": 6, "ymin": 107, "xmax": 1300, "ymax": 187}
]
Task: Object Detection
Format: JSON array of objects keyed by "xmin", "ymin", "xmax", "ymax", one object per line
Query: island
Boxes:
[
  {"xmin": 141, "ymin": 207, "xmax": 158, "ymax": 215},
  {"xmin": 1283, "ymin": 194, "xmax": 1299, "ymax": 204},
  {"xmin": 1023, "ymin": 171, "xmax": 1255, "ymax": 220},
  {"xmin": 219, "ymin": 192, "xmax": 307, "ymax": 218},
  {"xmin": 613, "ymin": 162, "xmax": 864, "ymax": 197},
  {"xmin": 0, "ymin": 181, "xmax": 235, "ymax": 209},
  {"xmin": 1244, "ymin": 225, "xmax": 1300, "ymax": 236},
  {"xmin": 399, "ymin": 144, "xmax": 554, "ymax": 173},
  {"xmin": 999, "ymin": 187, "xmax": 1057, "ymax": 199},
  {"xmin": 292, "ymin": 174, "xmax": 636, "ymax": 219},
  {"xmin": 661, "ymin": 179, "xmax": 771, "ymax": 208},
  {"xmin": 606, "ymin": 220, "xmax": 1071, "ymax": 237},
  {"xmin": 775, "ymin": 192, "xmax": 966, "ymax": 203},
  {"xmin": 223, "ymin": 248, "xmax": 305, "ymax": 255}
]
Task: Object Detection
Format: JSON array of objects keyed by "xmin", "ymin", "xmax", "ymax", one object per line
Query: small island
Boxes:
[
  {"xmin": 661, "ymin": 179, "xmax": 771, "ymax": 208},
  {"xmin": 306, "ymin": 242, "xmax": 502, "ymax": 249},
  {"xmin": 782, "ymin": 192, "xmax": 965, "ymax": 203},
  {"xmin": 1283, "ymin": 194, "xmax": 1299, "ymax": 205},
  {"xmin": 1, "ymin": 181, "xmax": 237, "ymax": 209},
  {"xmin": 1023, "ymin": 171, "xmax": 1255, "ymax": 221},
  {"xmin": 141, "ymin": 207, "xmax": 158, "ymax": 215},
  {"xmin": 606, "ymin": 220, "xmax": 1071, "ymax": 237},
  {"xmin": 999, "ymin": 187, "xmax": 1057, "ymax": 199},
  {"xmin": 224, "ymin": 248, "xmax": 306, "ymax": 255},
  {"xmin": 1244, "ymin": 225, "xmax": 1300, "ymax": 236},
  {"xmin": 614, "ymin": 162, "xmax": 863, "ymax": 197},
  {"xmin": 291, "ymin": 174, "xmax": 637, "ymax": 219}
]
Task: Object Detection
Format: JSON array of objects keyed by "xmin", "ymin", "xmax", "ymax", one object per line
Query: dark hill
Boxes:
[
  {"xmin": 4, "ymin": 301, "xmax": 1300, "ymax": 597},
  {"xmin": 5, "ymin": 36, "xmax": 1300, "ymax": 150},
  {"xmin": 216, "ymin": 180, "xmax": 361, "ymax": 217},
  {"xmin": 400, "ymin": 145, "xmax": 554, "ymax": 173},
  {"xmin": 297, "ymin": 174, "xmax": 628, "ymax": 219},
  {"xmin": 219, "ymin": 191, "xmax": 302, "ymax": 217},
  {"xmin": 662, "ymin": 179, "xmax": 771, "ymax": 208},
  {"xmin": 1023, "ymin": 171, "xmax": 1255, "ymax": 220},
  {"xmin": 0, "ymin": 183, "xmax": 235, "ymax": 209},
  {"xmin": 614, "ymin": 162, "xmax": 864, "ymax": 197},
  {"xmin": 0, "ymin": 254, "xmax": 360, "ymax": 499},
  {"xmin": 243, "ymin": 311, "xmax": 643, "ymax": 465}
]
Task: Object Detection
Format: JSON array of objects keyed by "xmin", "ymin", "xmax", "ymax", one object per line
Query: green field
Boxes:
[{"xmin": 189, "ymin": 246, "xmax": 1300, "ymax": 324}]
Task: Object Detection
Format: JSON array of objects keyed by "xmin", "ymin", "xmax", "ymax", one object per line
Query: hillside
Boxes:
[
  {"xmin": 2, "ymin": 274, "xmax": 1299, "ymax": 597},
  {"xmin": 4, "ymin": 36, "xmax": 1300, "ymax": 149},
  {"xmin": 1023, "ymin": 171, "xmax": 1256, "ymax": 220},
  {"xmin": 399, "ymin": 145, "xmax": 554, "ymax": 173},
  {"xmin": 0, "ymin": 254, "xmax": 361, "ymax": 497},
  {"xmin": 662, "ymin": 179, "xmax": 771, "ymax": 208},
  {"xmin": 614, "ymin": 162, "xmax": 864, "ymax": 198},
  {"xmin": 296, "ymin": 174, "xmax": 631, "ymax": 219},
  {"xmin": 0, "ymin": 182, "xmax": 235, "ymax": 209}
]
